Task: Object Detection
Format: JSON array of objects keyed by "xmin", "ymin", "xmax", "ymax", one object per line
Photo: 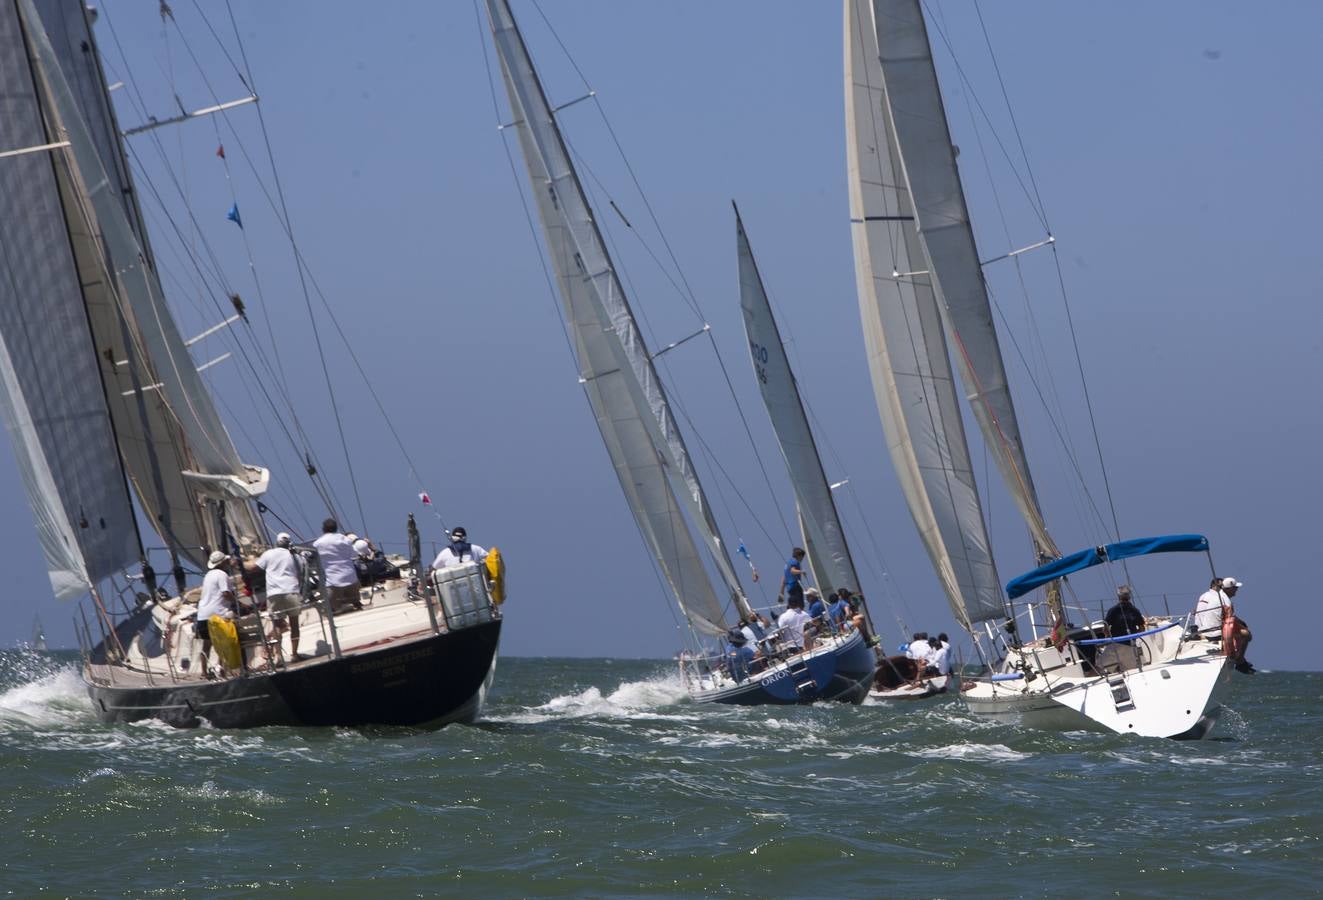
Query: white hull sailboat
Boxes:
[
  {"xmin": 0, "ymin": 0, "xmax": 503, "ymax": 728},
  {"xmin": 844, "ymin": 0, "xmax": 1230, "ymax": 737}
]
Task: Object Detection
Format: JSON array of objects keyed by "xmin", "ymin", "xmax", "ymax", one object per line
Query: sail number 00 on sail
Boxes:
[{"xmin": 749, "ymin": 341, "xmax": 771, "ymax": 385}]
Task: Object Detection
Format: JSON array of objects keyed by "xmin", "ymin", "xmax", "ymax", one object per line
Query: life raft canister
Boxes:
[
  {"xmin": 485, "ymin": 547, "xmax": 505, "ymax": 605},
  {"xmin": 208, "ymin": 615, "xmax": 242, "ymax": 670}
]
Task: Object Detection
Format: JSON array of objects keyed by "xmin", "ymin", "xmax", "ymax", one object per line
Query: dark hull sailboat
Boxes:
[
  {"xmin": 1, "ymin": 0, "xmax": 505, "ymax": 730},
  {"xmin": 86, "ymin": 601, "xmax": 501, "ymax": 728},
  {"xmin": 690, "ymin": 630, "xmax": 875, "ymax": 706}
]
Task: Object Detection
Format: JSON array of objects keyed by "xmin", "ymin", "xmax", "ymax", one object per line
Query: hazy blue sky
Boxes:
[{"xmin": 4, "ymin": 2, "xmax": 1320, "ymax": 669}]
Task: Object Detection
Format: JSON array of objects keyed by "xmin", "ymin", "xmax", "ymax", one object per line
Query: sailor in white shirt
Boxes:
[
  {"xmin": 906, "ymin": 633, "xmax": 931, "ymax": 663},
  {"xmin": 246, "ymin": 533, "xmax": 305, "ymax": 658},
  {"xmin": 926, "ymin": 634, "xmax": 950, "ymax": 676},
  {"xmin": 313, "ymin": 518, "xmax": 363, "ymax": 613},
  {"xmin": 194, "ymin": 550, "xmax": 235, "ymax": 678},
  {"xmin": 776, "ymin": 597, "xmax": 813, "ymax": 652},
  {"xmin": 1194, "ymin": 577, "xmax": 1234, "ymax": 633},
  {"xmin": 430, "ymin": 526, "xmax": 487, "ymax": 570}
]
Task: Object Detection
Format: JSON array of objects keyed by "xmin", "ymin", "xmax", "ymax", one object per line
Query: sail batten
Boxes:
[
  {"xmin": 487, "ymin": 0, "xmax": 747, "ymax": 634},
  {"xmin": 736, "ymin": 208, "xmax": 860, "ymax": 596},
  {"xmin": 845, "ymin": 0, "xmax": 1003, "ymax": 626}
]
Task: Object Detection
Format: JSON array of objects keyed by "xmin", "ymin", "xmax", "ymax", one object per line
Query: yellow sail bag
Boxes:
[
  {"xmin": 208, "ymin": 615, "xmax": 242, "ymax": 671},
  {"xmin": 485, "ymin": 547, "xmax": 506, "ymax": 605}
]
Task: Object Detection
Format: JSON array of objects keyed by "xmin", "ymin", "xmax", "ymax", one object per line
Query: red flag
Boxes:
[
  {"xmin": 418, "ymin": 492, "xmax": 431, "ymax": 506},
  {"xmin": 215, "ymin": 143, "xmax": 225, "ymax": 159}
]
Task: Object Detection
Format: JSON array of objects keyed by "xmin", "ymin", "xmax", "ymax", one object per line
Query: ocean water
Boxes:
[{"xmin": 1, "ymin": 651, "xmax": 1318, "ymax": 897}]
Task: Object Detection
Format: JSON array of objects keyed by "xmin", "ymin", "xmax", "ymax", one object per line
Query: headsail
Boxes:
[
  {"xmin": 866, "ymin": 0, "xmax": 1056, "ymax": 560},
  {"xmin": 844, "ymin": 0, "xmax": 1003, "ymax": 627},
  {"xmin": 736, "ymin": 206, "xmax": 860, "ymax": 596},
  {"xmin": 21, "ymin": 0, "xmax": 267, "ymax": 566},
  {"xmin": 486, "ymin": 0, "xmax": 750, "ymax": 634},
  {"xmin": 0, "ymin": 0, "xmax": 140, "ymax": 599}
]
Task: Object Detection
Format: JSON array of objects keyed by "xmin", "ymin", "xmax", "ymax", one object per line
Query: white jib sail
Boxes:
[
  {"xmin": 867, "ymin": 0, "xmax": 1056, "ymax": 559},
  {"xmin": 845, "ymin": 0, "xmax": 1003, "ymax": 627},
  {"xmin": 736, "ymin": 207, "xmax": 861, "ymax": 596},
  {"xmin": 487, "ymin": 0, "xmax": 749, "ymax": 634}
]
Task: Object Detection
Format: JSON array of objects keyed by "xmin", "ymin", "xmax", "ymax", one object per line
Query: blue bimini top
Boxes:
[{"xmin": 1005, "ymin": 534, "xmax": 1209, "ymax": 600}]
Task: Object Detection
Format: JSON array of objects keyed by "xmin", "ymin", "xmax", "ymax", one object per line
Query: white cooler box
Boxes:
[{"xmin": 431, "ymin": 562, "xmax": 496, "ymax": 631}]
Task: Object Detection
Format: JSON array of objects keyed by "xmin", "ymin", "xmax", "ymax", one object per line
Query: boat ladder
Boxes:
[
  {"xmin": 786, "ymin": 657, "xmax": 817, "ymax": 697},
  {"xmin": 1106, "ymin": 672, "xmax": 1135, "ymax": 712}
]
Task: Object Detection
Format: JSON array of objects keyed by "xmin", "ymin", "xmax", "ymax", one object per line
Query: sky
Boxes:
[{"xmin": 3, "ymin": 1, "xmax": 1320, "ymax": 669}]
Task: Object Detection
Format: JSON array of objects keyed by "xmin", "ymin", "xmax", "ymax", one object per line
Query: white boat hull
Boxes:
[{"xmin": 961, "ymin": 625, "xmax": 1232, "ymax": 739}]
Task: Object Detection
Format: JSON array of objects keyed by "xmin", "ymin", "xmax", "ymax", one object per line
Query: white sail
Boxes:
[
  {"xmin": 21, "ymin": 0, "xmax": 267, "ymax": 564},
  {"xmin": 866, "ymin": 0, "xmax": 1056, "ymax": 559},
  {"xmin": 487, "ymin": 0, "xmax": 749, "ymax": 634},
  {"xmin": 844, "ymin": 0, "xmax": 1003, "ymax": 627},
  {"xmin": 0, "ymin": 0, "xmax": 140, "ymax": 598},
  {"xmin": 736, "ymin": 208, "xmax": 860, "ymax": 595}
]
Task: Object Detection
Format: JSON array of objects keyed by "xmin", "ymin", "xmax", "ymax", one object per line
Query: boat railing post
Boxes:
[{"xmin": 422, "ymin": 568, "xmax": 442, "ymax": 636}]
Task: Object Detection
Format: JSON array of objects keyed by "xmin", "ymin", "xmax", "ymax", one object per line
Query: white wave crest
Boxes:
[
  {"xmin": 497, "ymin": 670, "xmax": 692, "ymax": 724},
  {"xmin": 0, "ymin": 666, "xmax": 92, "ymax": 730},
  {"xmin": 909, "ymin": 742, "xmax": 1031, "ymax": 762}
]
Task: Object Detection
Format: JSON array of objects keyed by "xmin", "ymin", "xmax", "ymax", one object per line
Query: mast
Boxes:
[
  {"xmin": 844, "ymin": 0, "xmax": 1003, "ymax": 629},
  {"xmin": 735, "ymin": 204, "xmax": 861, "ymax": 596},
  {"xmin": 19, "ymin": 0, "xmax": 269, "ymax": 567},
  {"xmin": 865, "ymin": 0, "xmax": 1058, "ymax": 564},
  {"xmin": 486, "ymin": 0, "xmax": 752, "ymax": 633},
  {"xmin": 0, "ymin": 0, "xmax": 141, "ymax": 599}
]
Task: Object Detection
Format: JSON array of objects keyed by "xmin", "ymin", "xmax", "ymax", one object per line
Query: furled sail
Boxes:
[
  {"xmin": 21, "ymin": 0, "xmax": 267, "ymax": 566},
  {"xmin": 487, "ymin": 0, "xmax": 749, "ymax": 634},
  {"xmin": 844, "ymin": 0, "xmax": 1003, "ymax": 627},
  {"xmin": 736, "ymin": 206, "xmax": 860, "ymax": 596},
  {"xmin": 866, "ymin": 0, "xmax": 1056, "ymax": 560},
  {"xmin": 0, "ymin": 0, "xmax": 140, "ymax": 599}
]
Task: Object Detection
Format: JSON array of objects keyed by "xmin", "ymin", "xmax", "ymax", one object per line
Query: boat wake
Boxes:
[
  {"xmin": 496, "ymin": 669, "xmax": 692, "ymax": 724},
  {"xmin": 0, "ymin": 661, "xmax": 92, "ymax": 732}
]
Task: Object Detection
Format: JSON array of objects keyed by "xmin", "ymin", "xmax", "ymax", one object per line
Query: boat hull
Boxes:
[
  {"xmin": 961, "ymin": 636, "xmax": 1232, "ymax": 739},
  {"xmin": 690, "ymin": 631, "xmax": 875, "ymax": 706},
  {"xmin": 85, "ymin": 619, "xmax": 502, "ymax": 729}
]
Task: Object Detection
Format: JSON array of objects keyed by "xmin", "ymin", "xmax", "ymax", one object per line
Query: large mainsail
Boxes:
[
  {"xmin": 0, "ymin": 0, "xmax": 140, "ymax": 599},
  {"xmin": 486, "ymin": 0, "xmax": 749, "ymax": 634},
  {"xmin": 844, "ymin": 0, "xmax": 1003, "ymax": 627},
  {"xmin": 20, "ymin": 0, "xmax": 267, "ymax": 566},
  {"xmin": 866, "ymin": 0, "xmax": 1056, "ymax": 560},
  {"xmin": 735, "ymin": 207, "xmax": 860, "ymax": 595}
]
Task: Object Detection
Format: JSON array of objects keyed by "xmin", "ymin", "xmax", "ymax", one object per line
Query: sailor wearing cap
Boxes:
[
  {"xmin": 725, "ymin": 627, "xmax": 757, "ymax": 683},
  {"xmin": 246, "ymin": 533, "xmax": 306, "ymax": 659},
  {"xmin": 1104, "ymin": 584, "xmax": 1146, "ymax": 637},
  {"xmin": 1196, "ymin": 576, "xmax": 1254, "ymax": 673},
  {"xmin": 430, "ymin": 526, "xmax": 488, "ymax": 570},
  {"xmin": 194, "ymin": 550, "xmax": 235, "ymax": 678}
]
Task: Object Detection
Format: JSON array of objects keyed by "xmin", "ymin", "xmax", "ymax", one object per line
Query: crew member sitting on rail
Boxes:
[
  {"xmin": 431, "ymin": 526, "xmax": 487, "ymax": 570},
  {"xmin": 1104, "ymin": 584, "xmax": 1145, "ymax": 637},
  {"xmin": 927, "ymin": 633, "xmax": 950, "ymax": 676}
]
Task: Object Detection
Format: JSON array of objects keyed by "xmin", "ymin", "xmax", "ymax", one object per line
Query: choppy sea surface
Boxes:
[{"xmin": 1, "ymin": 651, "xmax": 1318, "ymax": 897}]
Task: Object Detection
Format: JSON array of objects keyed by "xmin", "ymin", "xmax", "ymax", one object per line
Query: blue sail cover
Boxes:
[{"xmin": 1006, "ymin": 534, "xmax": 1209, "ymax": 600}]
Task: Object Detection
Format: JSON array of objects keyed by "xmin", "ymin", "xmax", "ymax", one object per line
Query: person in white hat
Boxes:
[
  {"xmin": 195, "ymin": 550, "xmax": 235, "ymax": 678},
  {"xmin": 245, "ymin": 533, "xmax": 306, "ymax": 660},
  {"xmin": 1194, "ymin": 576, "xmax": 1254, "ymax": 673}
]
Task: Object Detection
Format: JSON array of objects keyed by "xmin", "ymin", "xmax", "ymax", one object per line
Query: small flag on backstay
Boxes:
[
  {"xmin": 419, "ymin": 492, "xmax": 431, "ymax": 505},
  {"xmin": 226, "ymin": 202, "xmax": 242, "ymax": 229},
  {"xmin": 216, "ymin": 143, "xmax": 225, "ymax": 159}
]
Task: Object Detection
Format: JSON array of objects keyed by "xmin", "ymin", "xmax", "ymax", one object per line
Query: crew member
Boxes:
[
  {"xmin": 246, "ymin": 533, "xmax": 305, "ymax": 660},
  {"xmin": 431, "ymin": 526, "xmax": 488, "ymax": 570},
  {"xmin": 195, "ymin": 550, "xmax": 235, "ymax": 679},
  {"xmin": 313, "ymin": 518, "xmax": 363, "ymax": 614},
  {"xmin": 1104, "ymin": 585, "xmax": 1146, "ymax": 637}
]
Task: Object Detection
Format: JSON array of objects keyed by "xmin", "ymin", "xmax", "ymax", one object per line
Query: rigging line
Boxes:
[
  {"xmin": 973, "ymin": 1, "xmax": 1050, "ymax": 232},
  {"xmin": 918, "ymin": 0, "xmax": 1048, "ymax": 232},
  {"xmin": 985, "ymin": 282, "xmax": 1111, "ymax": 539},
  {"xmin": 207, "ymin": 3, "xmax": 366, "ymax": 531},
  {"xmin": 475, "ymin": 2, "xmax": 581, "ymax": 412},
  {"xmin": 560, "ymin": 134, "xmax": 703, "ymax": 322},
  {"xmin": 1048, "ymin": 243, "xmax": 1124, "ymax": 545},
  {"xmin": 189, "ymin": 0, "xmax": 251, "ymax": 92},
  {"xmin": 158, "ymin": 11, "xmax": 295, "ymax": 400},
  {"xmin": 527, "ymin": 2, "xmax": 705, "ymax": 316}
]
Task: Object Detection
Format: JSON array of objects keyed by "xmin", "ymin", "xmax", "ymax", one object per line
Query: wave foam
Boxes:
[{"xmin": 497, "ymin": 670, "xmax": 691, "ymax": 724}]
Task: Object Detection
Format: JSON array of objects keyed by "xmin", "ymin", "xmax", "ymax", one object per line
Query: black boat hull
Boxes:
[{"xmin": 85, "ymin": 619, "xmax": 502, "ymax": 729}]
